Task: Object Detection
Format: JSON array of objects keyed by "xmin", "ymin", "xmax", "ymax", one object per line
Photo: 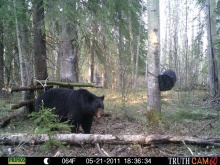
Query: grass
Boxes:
[{"xmin": 0, "ymin": 87, "xmax": 220, "ymax": 156}]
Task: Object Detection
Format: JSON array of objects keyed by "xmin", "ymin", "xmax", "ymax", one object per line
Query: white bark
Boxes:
[
  {"xmin": 1, "ymin": 133, "xmax": 220, "ymax": 146},
  {"xmin": 146, "ymin": 0, "xmax": 161, "ymax": 117}
]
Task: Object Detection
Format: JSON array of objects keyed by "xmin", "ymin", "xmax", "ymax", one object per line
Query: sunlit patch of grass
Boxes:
[
  {"xmin": 161, "ymin": 94, "xmax": 220, "ymax": 136},
  {"xmin": 162, "ymin": 106, "xmax": 218, "ymax": 123}
]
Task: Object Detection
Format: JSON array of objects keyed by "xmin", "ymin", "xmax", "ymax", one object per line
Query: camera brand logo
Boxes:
[
  {"xmin": 168, "ymin": 157, "xmax": 218, "ymax": 165},
  {"xmin": 168, "ymin": 157, "xmax": 191, "ymax": 165},
  {"xmin": 8, "ymin": 157, "xmax": 26, "ymax": 165},
  {"xmin": 210, "ymin": 157, "xmax": 218, "ymax": 165},
  {"xmin": 192, "ymin": 157, "xmax": 218, "ymax": 165}
]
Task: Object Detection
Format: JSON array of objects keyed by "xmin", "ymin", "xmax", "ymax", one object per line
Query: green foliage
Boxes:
[
  {"xmin": 1, "ymin": 0, "xmax": 148, "ymax": 89},
  {"xmin": 29, "ymin": 103, "xmax": 71, "ymax": 153},
  {"xmin": 30, "ymin": 107, "xmax": 71, "ymax": 134}
]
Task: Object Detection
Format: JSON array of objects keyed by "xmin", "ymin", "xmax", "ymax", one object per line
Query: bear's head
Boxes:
[
  {"xmin": 91, "ymin": 95, "xmax": 105, "ymax": 118},
  {"xmin": 78, "ymin": 89, "xmax": 105, "ymax": 117}
]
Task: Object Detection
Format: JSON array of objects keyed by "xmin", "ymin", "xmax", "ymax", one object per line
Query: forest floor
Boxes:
[{"xmin": 0, "ymin": 87, "xmax": 220, "ymax": 157}]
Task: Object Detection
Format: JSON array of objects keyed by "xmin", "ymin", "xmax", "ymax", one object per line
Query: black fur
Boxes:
[{"xmin": 35, "ymin": 88, "xmax": 104, "ymax": 133}]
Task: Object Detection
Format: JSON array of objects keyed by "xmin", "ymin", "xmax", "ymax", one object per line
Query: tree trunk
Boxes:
[
  {"xmin": 60, "ymin": 1, "xmax": 78, "ymax": 83},
  {"xmin": 133, "ymin": 35, "xmax": 140, "ymax": 89},
  {"xmin": 102, "ymin": 33, "xmax": 109, "ymax": 88},
  {"xmin": 89, "ymin": 23, "xmax": 97, "ymax": 83},
  {"xmin": 146, "ymin": 0, "xmax": 161, "ymax": 124},
  {"xmin": 206, "ymin": 0, "xmax": 218, "ymax": 97},
  {"xmin": 90, "ymin": 39, "xmax": 95, "ymax": 83},
  {"xmin": 133, "ymin": 1, "xmax": 143, "ymax": 90},
  {"xmin": 173, "ymin": 0, "xmax": 179, "ymax": 82},
  {"xmin": 116, "ymin": 8, "xmax": 125, "ymax": 89},
  {"xmin": 1, "ymin": 133, "xmax": 220, "ymax": 147},
  {"xmin": 184, "ymin": 0, "xmax": 189, "ymax": 90},
  {"xmin": 14, "ymin": 0, "xmax": 34, "ymax": 112},
  {"xmin": 161, "ymin": 0, "xmax": 169, "ymax": 68},
  {"xmin": 0, "ymin": 16, "xmax": 4, "ymax": 95},
  {"xmin": 33, "ymin": 0, "xmax": 48, "ymax": 81},
  {"xmin": 128, "ymin": 9, "xmax": 134, "ymax": 88}
]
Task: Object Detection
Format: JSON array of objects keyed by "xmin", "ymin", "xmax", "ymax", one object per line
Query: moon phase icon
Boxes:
[{"xmin": 44, "ymin": 158, "xmax": 50, "ymax": 164}]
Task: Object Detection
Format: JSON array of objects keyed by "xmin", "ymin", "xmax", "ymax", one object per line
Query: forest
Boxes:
[{"xmin": 0, "ymin": 0, "xmax": 220, "ymax": 157}]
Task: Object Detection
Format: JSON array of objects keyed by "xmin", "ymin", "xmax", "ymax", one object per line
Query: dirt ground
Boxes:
[{"xmin": 0, "ymin": 88, "xmax": 220, "ymax": 157}]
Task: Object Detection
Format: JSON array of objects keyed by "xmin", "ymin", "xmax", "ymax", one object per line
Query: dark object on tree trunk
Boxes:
[{"xmin": 158, "ymin": 70, "xmax": 176, "ymax": 91}]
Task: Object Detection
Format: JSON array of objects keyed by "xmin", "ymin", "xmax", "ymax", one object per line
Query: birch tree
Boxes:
[{"xmin": 146, "ymin": 0, "xmax": 161, "ymax": 123}]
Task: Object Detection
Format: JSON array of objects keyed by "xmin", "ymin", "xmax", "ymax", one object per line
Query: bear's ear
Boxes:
[{"xmin": 100, "ymin": 95, "xmax": 105, "ymax": 101}]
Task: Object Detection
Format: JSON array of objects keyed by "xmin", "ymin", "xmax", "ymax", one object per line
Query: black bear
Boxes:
[
  {"xmin": 158, "ymin": 69, "xmax": 177, "ymax": 91},
  {"xmin": 35, "ymin": 88, "xmax": 104, "ymax": 134}
]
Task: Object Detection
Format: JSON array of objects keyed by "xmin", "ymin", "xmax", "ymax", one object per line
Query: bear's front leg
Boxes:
[{"xmin": 81, "ymin": 116, "xmax": 94, "ymax": 134}]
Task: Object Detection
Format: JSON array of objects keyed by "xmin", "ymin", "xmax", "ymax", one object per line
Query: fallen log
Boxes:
[
  {"xmin": 1, "ymin": 133, "xmax": 220, "ymax": 146},
  {"xmin": 11, "ymin": 99, "xmax": 35, "ymax": 110},
  {"xmin": 9, "ymin": 81, "xmax": 102, "ymax": 93},
  {"xmin": 11, "ymin": 85, "xmax": 53, "ymax": 92},
  {"xmin": 35, "ymin": 80, "xmax": 103, "ymax": 88}
]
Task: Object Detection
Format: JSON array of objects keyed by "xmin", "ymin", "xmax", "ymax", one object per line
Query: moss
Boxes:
[{"xmin": 146, "ymin": 110, "xmax": 162, "ymax": 125}]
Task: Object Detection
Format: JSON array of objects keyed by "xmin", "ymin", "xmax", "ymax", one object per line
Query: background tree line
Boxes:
[
  {"xmin": 0, "ymin": 0, "xmax": 147, "ymax": 93},
  {"xmin": 0, "ymin": 0, "xmax": 220, "ymax": 113},
  {"xmin": 160, "ymin": 0, "xmax": 220, "ymax": 97}
]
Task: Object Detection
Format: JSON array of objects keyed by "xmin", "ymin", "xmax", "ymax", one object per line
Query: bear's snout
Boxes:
[{"xmin": 96, "ymin": 108, "xmax": 104, "ymax": 118}]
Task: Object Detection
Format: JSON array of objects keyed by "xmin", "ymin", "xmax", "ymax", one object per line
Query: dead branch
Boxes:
[
  {"xmin": 0, "ymin": 133, "xmax": 220, "ymax": 147},
  {"xmin": 96, "ymin": 143, "xmax": 111, "ymax": 157},
  {"xmin": 11, "ymin": 99, "xmax": 35, "ymax": 110},
  {"xmin": 198, "ymin": 119, "xmax": 218, "ymax": 133},
  {"xmin": 0, "ymin": 113, "xmax": 24, "ymax": 128},
  {"xmin": 0, "ymin": 118, "xmax": 11, "ymax": 128},
  {"xmin": 182, "ymin": 140, "xmax": 194, "ymax": 155}
]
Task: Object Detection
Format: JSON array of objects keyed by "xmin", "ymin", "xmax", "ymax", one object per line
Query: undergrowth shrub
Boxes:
[{"xmin": 29, "ymin": 103, "xmax": 71, "ymax": 154}]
